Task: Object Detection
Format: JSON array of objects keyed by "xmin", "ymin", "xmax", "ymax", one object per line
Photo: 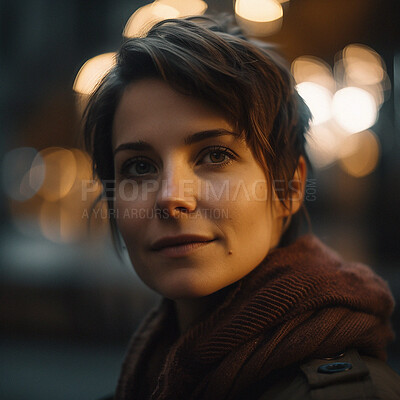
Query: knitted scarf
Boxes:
[{"xmin": 115, "ymin": 234, "xmax": 395, "ymax": 400}]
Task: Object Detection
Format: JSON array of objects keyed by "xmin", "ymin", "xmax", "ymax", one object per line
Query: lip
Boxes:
[
  {"xmin": 156, "ymin": 240, "xmax": 216, "ymax": 258},
  {"xmin": 150, "ymin": 234, "xmax": 216, "ymax": 251}
]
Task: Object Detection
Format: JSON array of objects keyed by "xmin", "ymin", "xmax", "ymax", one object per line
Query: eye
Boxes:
[
  {"xmin": 120, "ymin": 157, "xmax": 157, "ymax": 178},
  {"xmin": 199, "ymin": 146, "xmax": 237, "ymax": 168}
]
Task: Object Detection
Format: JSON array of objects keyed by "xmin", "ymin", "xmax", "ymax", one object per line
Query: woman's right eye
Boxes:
[{"xmin": 120, "ymin": 158, "xmax": 157, "ymax": 178}]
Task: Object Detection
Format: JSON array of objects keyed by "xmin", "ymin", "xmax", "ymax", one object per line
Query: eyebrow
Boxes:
[{"xmin": 113, "ymin": 129, "xmax": 241, "ymax": 156}]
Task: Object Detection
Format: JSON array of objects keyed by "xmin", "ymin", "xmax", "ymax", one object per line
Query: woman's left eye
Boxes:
[{"xmin": 199, "ymin": 146, "xmax": 237, "ymax": 167}]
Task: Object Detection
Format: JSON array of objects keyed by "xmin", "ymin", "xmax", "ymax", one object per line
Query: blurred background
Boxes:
[{"xmin": 1, "ymin": 0, "xmax": 399, "ymax": 399}]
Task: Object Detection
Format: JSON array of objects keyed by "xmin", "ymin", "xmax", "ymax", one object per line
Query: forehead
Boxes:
[{"xmin": 112, "ymin": 78, "xmax": 235, "ymax": 149}]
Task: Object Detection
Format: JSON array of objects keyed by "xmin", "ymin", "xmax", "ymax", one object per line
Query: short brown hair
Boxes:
[{"xmin": 83, "ymin": 16, "xmax": 312, "ymax": 253}]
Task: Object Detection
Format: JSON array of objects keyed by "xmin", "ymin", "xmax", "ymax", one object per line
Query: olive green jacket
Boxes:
[
  {"xmin": 255, "ymin": 348, "xmax": 400, "ymax": 400},
  {"xmin": 99, "ymin": 348, "xmax": 399, "ymax": 400}
]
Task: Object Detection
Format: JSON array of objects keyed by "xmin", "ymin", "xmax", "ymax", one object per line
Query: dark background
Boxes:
[{"xmin": 1, "ymin": 1, "xmax": 400, "ymax": 399}]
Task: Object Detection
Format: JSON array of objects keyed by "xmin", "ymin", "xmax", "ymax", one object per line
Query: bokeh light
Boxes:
[
  {"xmin": 2, "ymin": 147, "xmax": 45, "ymax": 201},
  {"xmin": 38, "ymin": 187, "xmax": 105, "ymax": 244},
  {"xmin": 342, "ymin": 44, "xmax": 385, "ymax": 86},
  {"xmin": 36, "ymin": 148, "xmax": 106, "ymax": 244},
  {"xmin": 305, "ymin": 123, "xmax": 346, "ymax": 168},
  {"xmin": 73, "ymin": 53, "xmax": 116, "ymax": 95},
  {"xmin": 70, "ymin": 149, "xmax": 95, "ymax": 184},
  {"xmin": 156, "ymin": 0, "xmax": 208, "ymax": 17},
  {"xmin": 123, "ymin": 2, "xmax": 180, "ymax": 38},
  {"xmin": 332, "ymin": 87, "xmax": 378, "ymax": 134},
  {"xmin": 37, "ymin": 148, "xmax": 77, "ymax": 202},
  {"xmin": 39, "ymin": 202, "xmax": 74, "ymax": 243},
  {"xmin": 334, "ymin": 44, "xmax": 387, "ymax": 111},
  {"xmin": 292, "ymin": 56, "xmax": 335, "ymax": 92},
  {"xmin": 235, "ymin": 0, "xmax": 283, "ymax": 36},
  {"xmin": 293, "ymin": 45, "xmax": 388, "ymax": 173},
  {"xmin": 297, "ymin": 82, "xmax": 333, "ymax": 125},
  {"xmin": 235, "ymin": 0, "xmax": 283, "ymax": 22},
  {"xmin": 338, "ymin": 130, "xmax": 380, "ymax": 177},
  {"xmin": 6, "ymin": 147, "xmax": 108, "ymax": 243}
]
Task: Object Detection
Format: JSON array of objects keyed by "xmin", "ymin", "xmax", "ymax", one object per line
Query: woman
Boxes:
[{"xmin": 84, "ymin": 17, "xmax": 400, "ymax": 400}]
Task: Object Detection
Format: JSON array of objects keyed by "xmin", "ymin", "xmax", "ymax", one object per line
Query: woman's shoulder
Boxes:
[
  {"xmin": 254, "ymin": 348, "xmax": 400, "ymax": 400},
  {"xmin": 360, "ymin": 354, "xmax": 400, "ymax": 399}
]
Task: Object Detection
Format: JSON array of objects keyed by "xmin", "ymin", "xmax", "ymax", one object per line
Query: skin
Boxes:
[{"xmin": 112, "ymin": 78, "xmax": 306, "ymax": 333}]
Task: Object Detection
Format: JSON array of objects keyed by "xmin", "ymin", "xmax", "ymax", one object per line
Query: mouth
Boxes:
[
  {"xmin": 150, "ymin": 235, "xmax": 216, "ymax": 251},
  {"xmin": 154, "ymin": 239, "xmax": 217, "ymax": 258}
]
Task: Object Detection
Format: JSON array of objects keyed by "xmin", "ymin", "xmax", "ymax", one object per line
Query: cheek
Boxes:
[
  {"xmin": 223, "ymin": 178, "xmax": 274, "ymax": 242},
  {"xmin": 114, "ymin": 190, "xmax": 153, "ymax": 245},
  {"xmin": 224, "ymin": 177, "xmax": 269, "ymax": 216},
  {"xmin": 252, "ymin": 180, "xmax": 270, "ymax": 202},
  {"xmin": 114, "ymin": 199, "xmax": 151, "ymax": 280},
  {"xmin": 115, "ymin": 179, "xmax": 159, "ymax": 205}
]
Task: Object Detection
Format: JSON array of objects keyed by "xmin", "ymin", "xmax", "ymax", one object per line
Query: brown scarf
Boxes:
[{"xmin": 115, "ymin": 234, "xmax": 395, "ymax": 400}]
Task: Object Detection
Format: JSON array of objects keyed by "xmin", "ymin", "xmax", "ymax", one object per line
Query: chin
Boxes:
[
  {"xmin": 160, "ymin": 286, "xmax": 215, "ymax": 301},
  {"xmin": 156, "ymin": 276, "xmax": 224, "ymax": 300}
]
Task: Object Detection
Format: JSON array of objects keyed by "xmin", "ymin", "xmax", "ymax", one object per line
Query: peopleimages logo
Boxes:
[{"xmin": 81, "ymin": 178, "xmax": 317, "ymax": 203}]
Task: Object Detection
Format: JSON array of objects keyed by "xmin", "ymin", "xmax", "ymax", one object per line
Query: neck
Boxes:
[{"xmin": 173, "ymin": 287, "xmax": 231, "ymax": 335}]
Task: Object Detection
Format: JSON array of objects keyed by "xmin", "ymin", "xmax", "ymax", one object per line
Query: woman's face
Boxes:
[{"xmin": 112, "ymin": 78, "xmax": 284, "ymax": 299}]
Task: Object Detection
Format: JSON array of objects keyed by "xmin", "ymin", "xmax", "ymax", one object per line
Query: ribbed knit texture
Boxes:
[{"xmin": 115, "ymin": 234, "xmax": 395, "ymax": 400}]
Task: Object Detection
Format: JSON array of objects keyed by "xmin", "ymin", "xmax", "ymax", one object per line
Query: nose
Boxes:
[{"xmin": 155, "ymin": 163, "xmax": 197, "ymax": 218}]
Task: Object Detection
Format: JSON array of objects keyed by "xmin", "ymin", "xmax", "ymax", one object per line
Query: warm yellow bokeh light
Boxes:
[
  {"xmin": 86, "ymin": 199, "xmax": 110, "ymax": 239},
  {"xmin": 7, "ymin": 147, "xmax": 108, "ymax": 243},
  {"xmin": 332, "ymin": 87, "xmax": 378, "ymax": 134},
  {"xmin": 297, "ymin": 82, "xmax": 333, "ymax": 125},
  {"xmin": 74, "ymin": 92, "xmax": 90, "ymax": 116},
  {"xmin": 73, "ymin": 53, "xmax": 116, "ymax": 95},
  {"xmin": 366, "ymin": 83, "xmax": 386, "ymax": 109},
  {"xmin": 123, "ymin": 3, "xmax": 180, "ymax": 38},
  {"xmin": 38, "ymin": 148, "xmax": 106, "ymax": 243},
  {"xmin": 306, "ymin": 123, "xmax": 346, "ymax": 168},
  {"xmin": 156, "ymin": 0, "xmax": 207, "ymax": 17},
  {"xmin": 343, "ymin": 44, "xmax": 385, "ymax": 86},
  {"xmin": 70, "ymin": 149, "xmax": 94, "ymax": 184},
  {"xmin": 338, "ymin": 130, "xmax": 380, "ymax": 177},
  {"xmin": 70, "ymin": 149, "xmax": 107, "ymax": 239},
  {"xmin": 37, "ymin": 148, "xmax": 77, "ymax": 202},
  {"xmin": 235, "ymin": 0, "xmax": 283, "ymax": 22},
  {"xmin": 39, "ymin": 201, "xmax": 84, "ymax": 243},
  {"xmin": 235, "ymin": 0, "xmax": 283, "ymax": 36},
  {"xmin": 68, "ymin": 149, "xmax": 104, "ymax": 214},
  {"xmin": 292, "ymin": 56, "xmax": 335, "ymax": 92},
  {"xmin": 334, "ymin": 45, "xmax": 387, "ymax": 113}
]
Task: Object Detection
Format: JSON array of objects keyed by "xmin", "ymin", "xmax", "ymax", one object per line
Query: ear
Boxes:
[{"xmin": 274, "ymin": 156, "xmax": 307, "ymax": 218}]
